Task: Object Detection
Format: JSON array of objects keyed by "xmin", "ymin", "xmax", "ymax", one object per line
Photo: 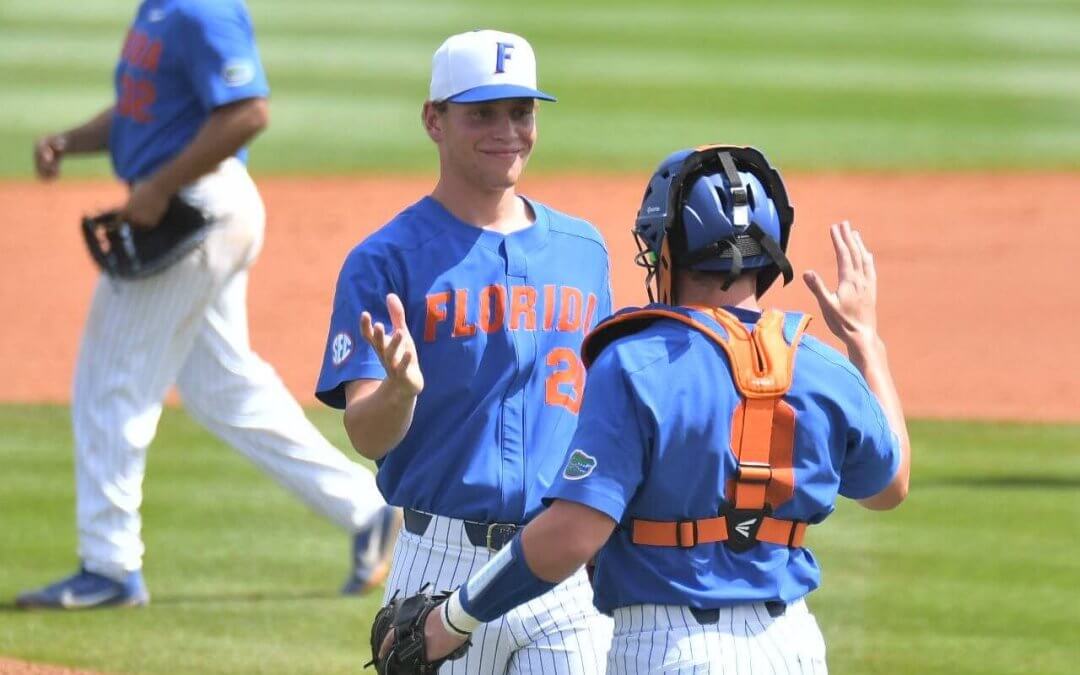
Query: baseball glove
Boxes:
[
  {"xmin": 368, "ymin": 588, "xmax": 470, "ymax": 675},
  {"xmin": 81, "ymin": 196, "xmax": 213, "ymax": 279}
]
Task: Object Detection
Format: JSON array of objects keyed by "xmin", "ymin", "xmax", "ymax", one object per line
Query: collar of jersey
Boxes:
[
  {"xmin": 683, "ymin": 305, "xmax": 762, "ymax": 324},
  {"xmin": 420, "ymin": 195, "xmax": 550, "ymax": 252}
]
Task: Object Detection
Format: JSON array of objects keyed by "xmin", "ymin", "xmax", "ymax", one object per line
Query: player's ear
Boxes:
[{"xmin": 422, "ymin": 101, "xmax": 445, "ymax": 142}]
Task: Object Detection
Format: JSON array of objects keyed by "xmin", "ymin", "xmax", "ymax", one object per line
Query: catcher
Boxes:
[{"xmin": 371, "ymin": 145, "xmax": 910, "ymax": 674}]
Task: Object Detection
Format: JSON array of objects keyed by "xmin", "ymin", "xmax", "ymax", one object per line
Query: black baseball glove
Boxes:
[
  {"xmin": 81, "ymin": 196, "xmax": 212, "ymax": 279},
  {"xmin": 368, "ymin": 588, "xmax": 470, "ymax": 675}
]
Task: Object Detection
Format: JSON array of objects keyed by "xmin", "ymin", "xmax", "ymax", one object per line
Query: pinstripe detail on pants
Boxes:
[
  {"xmin": 383, "ymin": 513, "xmax": 611, "ymax": 674},
  {"xmin": 73, "ymin": 159, "xmax": 386, "ymax": 580},
  {"xmin": 608, "ymin": 600, "xmax": 827, "ymax": 674}
]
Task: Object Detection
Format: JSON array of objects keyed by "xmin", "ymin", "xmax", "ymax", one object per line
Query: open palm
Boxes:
[{"xmin": 803, "ymin": 221, "xmax": 879, "ymax": 345}]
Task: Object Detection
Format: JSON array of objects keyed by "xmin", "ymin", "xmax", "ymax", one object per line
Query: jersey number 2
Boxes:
[
  {"xmin": 118, "ymin": 75, "xmax": 156, "ymax": 123},
  {"xmin": 545, "ymin": 347, "xmax": 585, "ymax": 414}
]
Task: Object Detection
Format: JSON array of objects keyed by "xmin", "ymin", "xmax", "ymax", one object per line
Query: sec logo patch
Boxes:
[{"xmin": 331, "ymin": 332, "xmax": 353, "ymax": 366}]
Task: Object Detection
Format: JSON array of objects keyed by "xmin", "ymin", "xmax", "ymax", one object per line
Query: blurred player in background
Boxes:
[{"xmin": 17, "ymin": 0, "xmax": 397, "ymax": 610}]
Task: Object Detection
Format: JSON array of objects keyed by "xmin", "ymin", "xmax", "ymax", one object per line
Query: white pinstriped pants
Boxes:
[
  {"xmin": 608, "ymin": 600, "xmax": 828, "ymax": 674},
  {"xmin": 72, "ymin": 159, "xmax": 385, "ymax": 580},
  {"xmin": 383, "ymin": 513, "xmax": 613, "ymax": 674}
]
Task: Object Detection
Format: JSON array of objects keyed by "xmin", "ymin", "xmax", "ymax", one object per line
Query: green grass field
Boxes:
[
  {"xmin": 3, "ymin": 0, "xmax": 1080, "ymax": 672},
  {"xmin": 2, "ymin": 0, "xmax": 1080, "ymax": 176},
  {"xmin": 2, "ymin": 406, "xmax": 1078, "ymax": 674}
]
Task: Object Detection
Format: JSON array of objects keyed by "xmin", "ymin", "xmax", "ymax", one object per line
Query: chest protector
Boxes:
[{"xmin": 581, "ymin": 305, "xmax": 811, "ymax": 552}]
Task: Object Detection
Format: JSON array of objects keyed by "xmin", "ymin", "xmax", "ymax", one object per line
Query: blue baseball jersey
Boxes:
[
  {"xmin": 110, "ymin": 0, "xmax": 269, "ymax": 182},
  {"xmin": 316, "ymin": 196, "xmax": 612, "ymax": 524},
  {"xmin": 545, "ymin": 306, "xmax": 900, "ymax": 615}
]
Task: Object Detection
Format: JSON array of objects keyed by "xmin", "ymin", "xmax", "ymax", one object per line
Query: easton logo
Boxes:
[
  {"xmin": 563, "ymin": 449, "xmax": 597, "ymax": 480},
  {"xmin": 735, "ymin": 518, "xmax": 757, "ymax": 538}
]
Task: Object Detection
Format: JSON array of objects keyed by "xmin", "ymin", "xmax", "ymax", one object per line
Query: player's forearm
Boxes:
[
  {"xmin": 143, "ymin": 97, "xmax": 268, "ymax": 194},
  {"xmin": 343, "ymin": 382, "xmax": 418, "ymax": 461},
  {"xmin": 845, "ymin": 333, "xmax": 911, "ymax": 510},
  {"xmin": 520, "ymin": 500, "xmax": 613, "ymax": 582},
  {"xmin": 440, "ymin": 501, "xmax": 613, "ymax": 637},
  {"xmin": 57, "ymin": 106, "xmax": 114, "ymax": 154}
]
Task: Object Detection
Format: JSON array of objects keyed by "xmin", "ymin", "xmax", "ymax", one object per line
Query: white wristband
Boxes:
[{"xmin": 442, "ymin": 589, "xmax": 482, "ymax": 636}]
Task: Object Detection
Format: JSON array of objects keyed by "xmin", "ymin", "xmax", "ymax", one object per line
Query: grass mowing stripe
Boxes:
[
  {"xmin": 2, "ymin": 0, "xmax": 1079, "ymax": 172},
  {"xmin": 1, "ymin": 406, "xmax": 1077, "ymax": 673}
]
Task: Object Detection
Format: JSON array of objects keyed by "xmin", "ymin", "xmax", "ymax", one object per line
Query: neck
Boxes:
[
  {"xmin": 675, "ymin": 274, "xmax": 760, "ymax": 312},
  {"xmin": 430, "ymin": 174, "xmax": 529, "ymax": 233}
]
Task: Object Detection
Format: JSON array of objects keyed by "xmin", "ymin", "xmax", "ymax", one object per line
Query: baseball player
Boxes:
[
  {"xmin": 400, "ymin": 145, "xmax": 910, "ymax": 674},
  {"xmin": 16, "ymin": 0, "xmax": 397, "ymax": 610},
  {"xmin": 316, "ymin": 30, "xmax": 614, "ymax": 674}
]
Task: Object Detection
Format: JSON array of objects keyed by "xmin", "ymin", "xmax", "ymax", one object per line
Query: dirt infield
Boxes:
[
  {"xmin": 1, "ymin": 173, "xmax": 1077, "ymax": 422},
  {"xmin": 0, "ymin": 658, "xmax": 101, "ymax": 675}
]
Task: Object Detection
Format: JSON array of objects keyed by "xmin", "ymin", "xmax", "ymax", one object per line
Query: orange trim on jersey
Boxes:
[{"xmin": 424, "ymin": 291, "xmax": 451, "ymax": 342}]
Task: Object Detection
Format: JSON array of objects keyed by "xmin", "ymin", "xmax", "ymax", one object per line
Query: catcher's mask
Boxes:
[{"xmin": 633, "ymin": 145, "xmax": 794, "ymax": 304}]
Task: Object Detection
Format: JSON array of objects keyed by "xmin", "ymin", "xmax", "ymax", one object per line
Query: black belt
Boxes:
[
  {"xmin": 689, "ymin": 601, "xmax": 787, "ymax": 624},
  {"xmin": 404, "ymin": 508, "xmax": 521, "ymax": 552}
]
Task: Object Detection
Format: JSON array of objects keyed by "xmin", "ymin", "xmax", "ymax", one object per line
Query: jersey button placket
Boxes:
[{"xmin": 500, "ymin": 238, "xmax": 532, "ymax": 522}]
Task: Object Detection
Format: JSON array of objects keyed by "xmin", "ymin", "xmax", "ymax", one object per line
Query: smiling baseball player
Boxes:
[
  {"xmin": 316, "ymin": 30, "xmax": 613, "ymax": 674},
  {"xmin": 384, "ymin": 145, "xmax": 911, "ymax": 674}
]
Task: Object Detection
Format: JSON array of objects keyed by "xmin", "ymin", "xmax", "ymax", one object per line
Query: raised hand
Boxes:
[
  {"xmin": 361, "ymin": 293, "xmax": 424, "ymax": 397},
  {"xmin": 802, "ymin": 221, "xmax": 880, "ymax": 347}
]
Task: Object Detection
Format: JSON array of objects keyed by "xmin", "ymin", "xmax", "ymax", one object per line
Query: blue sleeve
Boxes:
[
  {"xmin": 597, "ymin": 263, "xmax": 613, "ymax": 325},
  {"xmin": 178, "ymin": 1, "xmax": 269, "ymax": 109},
  {"xmin": 838, "ymin": 381, "xmax": 902, "ymax": 500},
  {"xmin": 544, "ymin": 346, "xmax": 649, "ymax": 521},
  {"xmin": 315, "ymin": 244, "xmax": 401, "ymax": 409}
]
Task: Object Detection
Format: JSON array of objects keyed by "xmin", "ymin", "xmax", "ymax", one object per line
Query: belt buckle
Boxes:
[{"xmin": 485, "ymin": 523, "xmax": 516, "ymax": 552}]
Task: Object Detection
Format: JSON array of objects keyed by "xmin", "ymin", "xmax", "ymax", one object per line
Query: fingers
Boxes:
[
  {"xmin": 802, "ymin": 270, "xmax": 835, "ymax": 310},
  {"xmin": 361, "ymin": 309, "xmax": 414, "ymax": 374},
  {"xmin": 387, "ymin": 293, "xmax": 410, "ymax": 335},
  {"xmin": 34, "ymin": 139, "xmax": 59, "ymax": 180},
  {"xmin": 379, "ymin": 628, "xmax": 396, "ymax": 660},
  {"xmin": 361, "ymin": 312, "xmax": 389, "ymax": 355},
  {"xmin": 853, "ymin": 229, "xmax": 877, "ymax": 286},
  {"xmin": 838, "ymin": 221, "xmax": 864, "ymax": 275},
  {"xmin": 829, "ymin": 222, "xmax": 854, "ymax": 279}
]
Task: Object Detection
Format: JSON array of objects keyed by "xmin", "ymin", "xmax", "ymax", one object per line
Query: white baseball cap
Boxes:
[{"xmin": 429, "ymin": 30, "xmax": 557, "ymax": 104}]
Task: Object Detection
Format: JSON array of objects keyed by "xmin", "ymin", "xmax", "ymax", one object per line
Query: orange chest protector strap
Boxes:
[{"xmin": 582, "ymin": 306, "xmax": 812, "ymax": 551}]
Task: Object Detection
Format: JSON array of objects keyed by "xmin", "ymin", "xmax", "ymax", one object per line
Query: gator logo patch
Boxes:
[
  {"xmin": 563, "ymin": 449, "xmax": 597, "ymax": 480},
  {"xmin": 222, "ymin": 59, "xmax": 256, "ymax": 87}
]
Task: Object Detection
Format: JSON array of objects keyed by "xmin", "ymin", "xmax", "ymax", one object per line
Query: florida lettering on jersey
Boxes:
[
  {"xmin": 317, "ymin": 196, "xmax": 612, "ymax": 523},
  {"xmin": 424, "ymin": 284, "xmax": 599, "ymax": 340}
]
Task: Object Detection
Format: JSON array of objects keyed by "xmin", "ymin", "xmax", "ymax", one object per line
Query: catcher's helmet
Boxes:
[{"xmin": 633, "ymin": 145, "xmax": 794, "ymax": 304}]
